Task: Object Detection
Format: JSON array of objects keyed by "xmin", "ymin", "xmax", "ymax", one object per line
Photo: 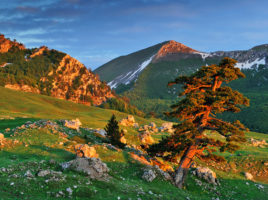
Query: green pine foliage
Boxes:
[
  {"xmin": 148, "ymin": 57, "xmax": 250, "ymax": 162},
  {"xmin": 104, "ymin": 114, "xmax": 125, "ymax": 148},
  {"xmin": 99, "ymin": 97, "xmax": 145, "ymax": 117},
  {"xmin": 0, "ymin": 47, "xmax": 66, "ymax": 88}
]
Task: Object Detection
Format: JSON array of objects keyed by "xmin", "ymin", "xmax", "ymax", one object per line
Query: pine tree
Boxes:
[
  {"xmin": 147, "ymin": 57, "xmax": 250, "ymax": 188},
  {"xmin": 105, "ymin": 114, "xmax": 125, "ymax": 148}
]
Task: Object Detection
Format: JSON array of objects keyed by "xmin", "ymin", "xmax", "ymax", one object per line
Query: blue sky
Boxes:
[{"xmin": 1, "ymin": 0, "xmax": 268, "ymax": 69}]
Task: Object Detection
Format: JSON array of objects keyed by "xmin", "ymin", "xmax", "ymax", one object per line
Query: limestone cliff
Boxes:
[{"xmin": 41, "ymin": 55, "xmax": 113, "ymax": 105}]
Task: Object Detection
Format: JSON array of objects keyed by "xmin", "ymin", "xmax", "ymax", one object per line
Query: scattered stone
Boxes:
[
  {"xmin": 66, "ymin": 187, "xmax": 73, "ymax": 195},
  {"xmin": 64, "ymin": 118, "xmax": 82, "ymax": 130},
  {"xmin": 192, "ymin": 167, "xmax": 218, "ymax": 185},
  {"xmin": 142, "ymin": 169, "xmax": 156, "ymax": 182},
  {"xmin": 37, "ymin": 169, "xmax": 62, "ymax": 177},
  {"xmin": 61, "ymin": 157, "xmax": 110, "ymax": 180},
  {"xmin": 149, "ymin": 122, "xmax": 156, "ymax": 128},
  {"xmin": 24, "ymin": 170, "xmax": 34, "ymax": 178},
  {"xmin": 244, "ymin": 172, "xmax": 254, "ymax": 181},
  {"xmin": 249, "ymin": 138, "xmax": 268, "ymax": 147},
  {"xmin": 133, "ymin": 123, "xmax": 139, "ymax": 129},
  {"xmin": 74, "ymin": 144, "xmax": 98, "ymax": 158}
]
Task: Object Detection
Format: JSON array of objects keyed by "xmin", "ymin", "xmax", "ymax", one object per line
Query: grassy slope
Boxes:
[
  {"xmin": 94, "ymin": 42, "xmax": 167, "ymax": 82},
  {"xmin": 0, "ymin": 86, "xmax": 165, "ymax": 129},
  {"xmin": 0, "ymin": 87, "xmax": 267, "ymax": 199}
]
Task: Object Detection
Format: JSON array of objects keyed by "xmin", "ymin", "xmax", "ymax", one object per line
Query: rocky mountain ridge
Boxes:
[
  {"xmin": 0, "ymin": 34, "xmax": 25, "ymax": 53},
  {"xmin": 96, "ymin": 40, "xmax": 268, "ymax": 90},
  {"xmin": 0, "ymin": 35, "xmax": 113, "ymax": 106}
]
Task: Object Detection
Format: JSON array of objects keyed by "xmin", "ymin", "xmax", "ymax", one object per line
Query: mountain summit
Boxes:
[{"xmin": 154, "ymin": 40, "xmax": 198, "ymax": 60}]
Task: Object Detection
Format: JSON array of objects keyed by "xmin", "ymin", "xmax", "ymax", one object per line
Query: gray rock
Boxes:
[
  {"xmin": 192, "ymin": 167, "xmax": 218, "ymax": 185},
  {"xmin": 24, "ymin": 170, "xmax": 34, "ymax": 178},
  {"xmin": 142, "ymin": 169, "xmax": 156, "ymax": 182},
  {"xmin": 61, "ymin": 157, "xmax": 109, "ymax": 180}
]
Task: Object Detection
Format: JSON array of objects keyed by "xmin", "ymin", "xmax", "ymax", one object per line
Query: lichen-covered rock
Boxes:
[
  {"xmin": 142, "ymin": 169, "xmax": 156, "ymax": 182},
  {"xmin": 74, "ymin": 144, "xmax": 98, "ymax": 158},
  {"xmin": 61, "ymin": 157, "xmax": 109, "ymax": 180},
  {"xmin": 192, "ymin": 167, "xmax": 218, "ymax": 185}
]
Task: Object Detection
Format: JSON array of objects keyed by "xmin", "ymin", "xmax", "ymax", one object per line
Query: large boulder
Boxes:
[
  {"xmin": 74, "ymin": 144, "xmax": 98, "ymax": 158},
  {"xmin": 192, "ymin": 167, "xmax": 218, "ymax": 185},
  {"xmin": 160, "ymin": 122, "xmax": 174, "ymax": 133},
  {"xmin": 142, "ymin": 169, "xmax": 156, "ymax": 182},
  {"xmin": 95, "ymin": 129, "xmax": 107, "ymax": 137},
  {"xmin": 61, "ymin": 157, "xmax": 109, "ymax": 180},
  {"xmin": 119, "ymin": 115, "xmax": 138, "ymax": 127},
  {"xmin": 64, "ymin": 118, "xmax": 82, "ymax": 130},
  {"xmin": 139, "ymin": 131, "xmax": 154, "ymax": 145}
]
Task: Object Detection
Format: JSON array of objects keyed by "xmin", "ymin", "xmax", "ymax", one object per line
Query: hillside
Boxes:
[
  {"xmin": 95, "ymin": 41, "xmax": 268, "ymax": 133},
  {"xmin": 0, "ymin": 35, "xmax": 113, "ymax": 106},
  {"xmin": 0, "ymin": 86, "xmax": 267, "ymax": 199}
]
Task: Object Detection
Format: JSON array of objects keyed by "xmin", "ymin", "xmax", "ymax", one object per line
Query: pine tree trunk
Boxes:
[{"xmin": 174, "ymin": 145, "xmax": 197, "ymax": 188}]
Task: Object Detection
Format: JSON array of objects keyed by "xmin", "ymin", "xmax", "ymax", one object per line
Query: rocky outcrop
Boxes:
[
  {"xmin": 139, "ymin": 131, "xmax": 154, "ymax": 145},
  {"xmin": 42, "ymin": 55, "xmax": 113, "ymax": 105},
  {"xmin": 74, "ymin": 144, "xmax": 98, "ymax": 158},
  {"xmin": 61, "ymin": 157, "xmax": 110, "ymax": 180},
  {"xmin": 30, "ymin": 46, "xmax": 48, "ymax": 58},
  {"xmin": 64, "ymin": 118, "xmax": 82, "ymax": 131},
  {"xmin": 0, "ymin": 34, "xmax": 25, "ymax": 53},
  {"xmin": 159, "ymin": 122, "xmax": 174, "ymax": 133},
  {"xmin": 244, "ymin": 172, "xmax": 254, "ymax": 181},
  {"xmin": 249, "ymin": 138, "xmax": 268, "ymax": 147},
  {"xmin": 142, "ymin": 169, "xmax": 156, "ymax": 182},
  {"xmin": 4, "ymin": 84, "xmax": 40, "ymax": 94},
  {"xmin": 119, "ymin": 115, "xmax": 138, "ymax": 127}
]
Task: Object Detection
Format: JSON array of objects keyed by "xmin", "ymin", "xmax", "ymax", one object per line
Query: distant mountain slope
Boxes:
[
  {"xmin": 94, "ymin": 41, "xmax": 168, "ymax": 88},
  {"xmin": 0, "ymin": 35, "xmax": 113, "ymax": 106},
  {"xmin": 95, "ymin": 40, "xmax": 268, "ymax": 132}
]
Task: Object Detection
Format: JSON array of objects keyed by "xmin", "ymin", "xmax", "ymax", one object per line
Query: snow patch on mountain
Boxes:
[
  {"xmin": 236, "ymin": 57, "xmax": 266, "ymax": 69},
  {"xmin": 193, "ymin": 52, "xmax": 211, "ymax": 60},
  {"xmin": 108, "ymin": 55, "xmax": 155, "ymax": 88}
]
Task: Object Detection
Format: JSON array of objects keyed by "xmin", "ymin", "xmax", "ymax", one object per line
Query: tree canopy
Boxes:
[{"xmin": 147, "ymin": 57, "xmax": 250, "ymax": 188}]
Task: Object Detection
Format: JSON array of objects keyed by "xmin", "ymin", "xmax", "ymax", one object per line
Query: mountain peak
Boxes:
[{"xmin": 155, "ymin": 40, "xmax": 198, "ymax": 59}]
